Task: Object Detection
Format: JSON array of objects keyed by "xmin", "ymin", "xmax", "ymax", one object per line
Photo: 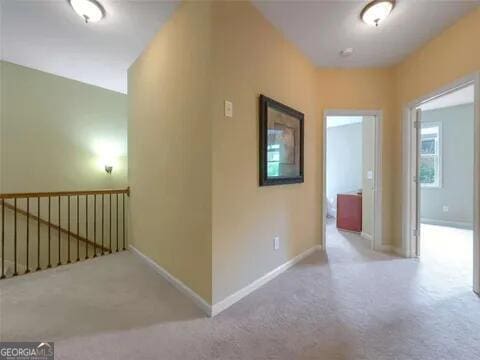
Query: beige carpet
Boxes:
[{"xmin": 1, "ymin": 223, "xmax": 479, "ymax": 359}]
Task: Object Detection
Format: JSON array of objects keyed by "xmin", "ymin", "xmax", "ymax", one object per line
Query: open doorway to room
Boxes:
[
  {"xmin": 419, "ymin": 87, "xmax": 474, "ymax": 287},
  {"xmin": 404, "ymin": 76, "xmax": 480, "ymax": 294},
  {"xmin": 322, "ymin": 111, "xmax": 383, "ymax": 252}
]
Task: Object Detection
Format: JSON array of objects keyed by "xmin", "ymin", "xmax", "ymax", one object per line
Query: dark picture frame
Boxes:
[{"xmin": 259, "ymin": 95, "xmax": 304, "ymax": 186}]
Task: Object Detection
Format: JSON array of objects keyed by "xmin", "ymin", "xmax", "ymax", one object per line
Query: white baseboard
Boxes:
[
  {"xmin": 129, "ymin": 245, "xmax": 212, "ymax": 317},
  {"xmin": 375, "ymin": 244, "xmax": 407, "ymax": 257},
  {"xmin": 375, "ymin": 244, "xmax": 393, "ymax": 252},
  {"xmin": 393, "ymin": 247, "xmax": 406, "ymax": 256},
  {"xmin": 421, "ymin": 218, "xmax": 473, "ymax": 230},
  {"xmin": 211, "ymin": 244, "xmax": 322, "ymax": 316},
  {"xmin": 361, "ymin": 232, "xmax": 373, "ymax": 247},
  {"xmin": 130, "ymin": 243, "xmax": 322, "ymax": 318}
]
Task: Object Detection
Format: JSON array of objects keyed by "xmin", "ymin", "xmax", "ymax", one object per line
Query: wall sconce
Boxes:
[{"xmin": 94, "ymin": 140, "xmax": 122, "ymax": 175}]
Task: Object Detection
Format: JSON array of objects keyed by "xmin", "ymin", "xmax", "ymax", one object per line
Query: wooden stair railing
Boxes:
[
  {"xmin": 1, "ymin": 202, "xmax": 109, "ymax": 253},
  {"xmin": 0, "ymin": 187, "xmax": 129, "ymax": 279}
]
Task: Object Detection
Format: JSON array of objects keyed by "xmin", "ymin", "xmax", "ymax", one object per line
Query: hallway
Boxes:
[{"xmin": 1, "ymin": 230, "xmax": 479, "ymax": 359}]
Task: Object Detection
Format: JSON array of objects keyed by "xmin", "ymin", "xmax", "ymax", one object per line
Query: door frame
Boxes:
[
  {"xmin": 402, "ymin": 72, "xmax": 480, "ymax": 294},
  {"xmin": 322, "ymin": 110, "xmax": 383, "ymax": 252}
]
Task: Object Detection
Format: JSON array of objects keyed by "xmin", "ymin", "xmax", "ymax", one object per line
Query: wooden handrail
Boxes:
[
  {"xmin": 0, "ymin": 187, "xmax": 130, "ymax": 200},
  {"xmin": 1, "ymin": 187, "xmax": 128, "ymax": 279},
  {"xmin": 1, "ymin": 201, "xmax": 110, "ymax": 252}
]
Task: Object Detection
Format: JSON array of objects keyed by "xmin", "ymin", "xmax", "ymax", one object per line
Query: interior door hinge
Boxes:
[{"xmin": 413, "ymin": 175, "xmax": 417, "ymax": 183}]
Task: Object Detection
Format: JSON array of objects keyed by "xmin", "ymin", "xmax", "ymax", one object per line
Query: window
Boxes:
[
  {"xmin": 267, "ymin": 143, "xmax": 280, "ymax": 177},
  {"xmin": 420, "ymin": 123, "xmax": 441, "ymax": 188}
]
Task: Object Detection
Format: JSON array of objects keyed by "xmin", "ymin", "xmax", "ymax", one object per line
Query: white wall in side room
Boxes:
[
  {"xmin": 421, "ymin": 103, "xmax": 474, "ymax": 229},
  {"xmin": 326, "ymin": 117, "xmax": 362, "ymax": 212}
]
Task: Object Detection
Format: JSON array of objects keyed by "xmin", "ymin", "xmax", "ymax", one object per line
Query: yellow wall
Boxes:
[
  {"xmin": 210, "ymin": 1, "xmax": 320, "ymax": 303},
  {"xmin": 395, "ymin": 7, "xmax": 480, "ymax": 107},
  {"xmin": 1, "ymin": 61, "xmax": 128, "ymax": 193},
  {"xmin": 128, "ymin": 2, "xmax": 213, "ymax": 302}
]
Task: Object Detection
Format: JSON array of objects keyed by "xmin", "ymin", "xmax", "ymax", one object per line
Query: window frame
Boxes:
[{"xmin": 420, "ymin": 120, "xmax": 443, "ymax": 189}]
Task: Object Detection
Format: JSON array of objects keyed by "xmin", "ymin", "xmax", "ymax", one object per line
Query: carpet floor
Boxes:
[{"xmin": 1, "ymin": 223, "xmax": 479, "ymax": 359}]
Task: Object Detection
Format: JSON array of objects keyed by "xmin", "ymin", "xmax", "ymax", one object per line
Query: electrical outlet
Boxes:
[
  {"xmin": 442, "ymin": 205, "xmax": 449, "ymax": 212},
  {"xmin": 273, "ymin": 236, "xmax": 280, "ymax": 250}
]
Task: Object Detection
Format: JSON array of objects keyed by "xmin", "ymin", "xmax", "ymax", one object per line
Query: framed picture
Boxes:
[{"xmin": 259, "ymin": 95, "xmax": 304, "ymax": 186}]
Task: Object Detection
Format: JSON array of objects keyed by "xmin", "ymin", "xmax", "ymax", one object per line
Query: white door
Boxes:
[
  {"xmin": 410, "ymin": 108, "xmax": 422, "ymax": 257},
  {"xmin": 474, "ymin": 80, "xmax": 480, "ymax": 294}
]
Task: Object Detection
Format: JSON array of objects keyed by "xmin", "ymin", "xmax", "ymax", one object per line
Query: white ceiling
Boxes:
[
  {"xmin": 1, "ymin": 1, "xmax": 478, "ymax": 93},
  {"xmin": 420, "ymin": 85, "xmax": 474, "ymax": 111},
  {"xmin": 1, "ymin": 0, "xmax": 179, "ymax": 93},
  {"xmin": 252, "ymin": 0, "xmax": 479, "ymax": 68}
]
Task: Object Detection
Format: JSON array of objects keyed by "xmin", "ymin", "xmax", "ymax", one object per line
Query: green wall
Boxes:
[{"xmin": 0, "ymin": 61, "xmax": 128, "ymax": 193}]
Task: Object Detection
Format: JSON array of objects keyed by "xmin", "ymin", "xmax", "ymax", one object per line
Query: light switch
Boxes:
[
  {"xmin": 225, "ymin": 100, "xmax": 233, "ymax": 118},
  {"xmin": 367, "ymin": 170, "xmax": 374, "ymax": 180},
  {"xmin": 273, "ymin": 236, "xmax": 280, "ymax": 250}
]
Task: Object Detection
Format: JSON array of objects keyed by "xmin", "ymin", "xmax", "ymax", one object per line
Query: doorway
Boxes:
[
  {"xmin": 322, "ymin": 110, "xmax": 383, "ymax": 251},
  {"xmin": 403, "ymin": 74, "xmax": 480, "ymax": 294}
]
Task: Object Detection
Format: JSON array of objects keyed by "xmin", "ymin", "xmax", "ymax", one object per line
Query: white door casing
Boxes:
[{"xmin": 322, "ymin": 110, "xmax": 383, "ymax": 252}]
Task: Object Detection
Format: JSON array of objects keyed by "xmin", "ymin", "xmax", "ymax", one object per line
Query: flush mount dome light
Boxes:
[
  {"xmin": 340, "ymin": 48, "xmax": 354, "ymax": 57},
  {"xmin": 361, "ymin": 0, "xmax": 395, "ymax": 27},
  {"xmin": 69, "ymin": 0, "xmax": 105, "ymax": 23}
]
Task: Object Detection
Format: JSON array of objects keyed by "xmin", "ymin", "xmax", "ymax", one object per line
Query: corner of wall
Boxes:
[{"xmin": 127, "ymin": 1, "xmax": 215, "ymax": 305}]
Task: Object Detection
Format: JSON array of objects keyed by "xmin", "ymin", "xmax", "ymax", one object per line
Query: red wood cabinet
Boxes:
[{"xmin": 336, "ymin": 193, "xmax": 362, "ymax": 232}]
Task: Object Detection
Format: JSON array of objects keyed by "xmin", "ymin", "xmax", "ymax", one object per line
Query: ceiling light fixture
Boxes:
[
  {"xmin": 69, "ymin": 0, "xmax": 105, "ymax": 23},
  {"xmin": 360, "ymin": 0, "xmax": 395, "ymax": 27}
]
